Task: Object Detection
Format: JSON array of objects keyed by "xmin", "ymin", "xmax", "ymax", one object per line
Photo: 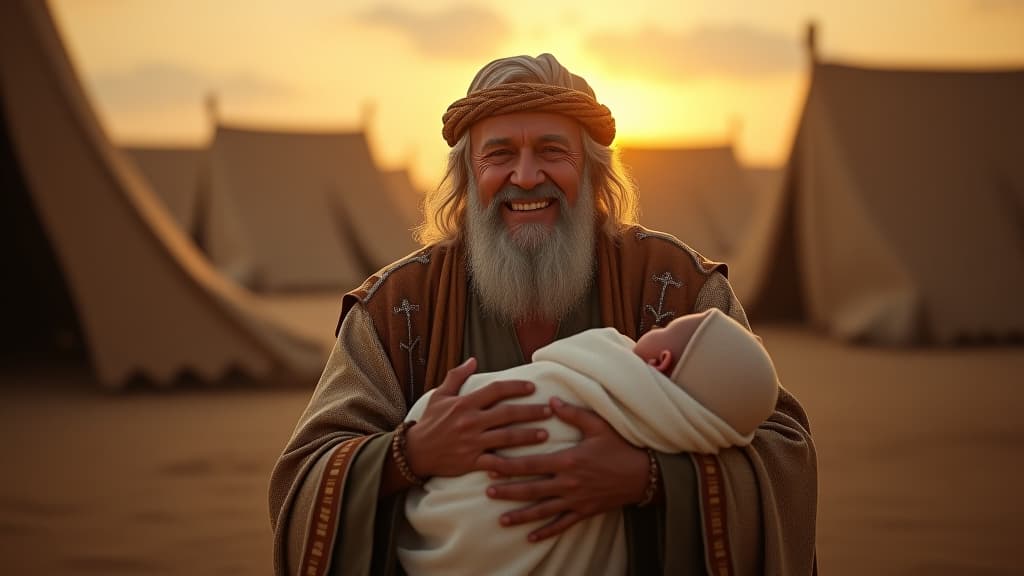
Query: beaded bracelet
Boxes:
[
  {"xmin": 637, "ymin": 448, "xmax": 660, "ymax": 507},
  {"xmin": 391, "ymin": 421, "xmax": 425, "ymax": 486}
]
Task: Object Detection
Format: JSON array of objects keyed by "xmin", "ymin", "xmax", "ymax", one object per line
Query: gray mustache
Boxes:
[{"xmin": 493, "ymin": 181, "xmax": 565, "ymax": 204}]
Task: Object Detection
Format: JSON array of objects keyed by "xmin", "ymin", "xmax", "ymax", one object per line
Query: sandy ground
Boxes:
[
  {"xmin": 763, "ymin": 327, "xmax": 1024, "ymax": 576},
  {"xmin": 1, "ymin": 325, "xmax": 1022, "ymax": 575}
]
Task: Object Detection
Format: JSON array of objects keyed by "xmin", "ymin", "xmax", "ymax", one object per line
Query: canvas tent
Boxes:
[
  {"xmin": 0, "ymin": 0, "xmax": 330, "ymax": 386},
  {"xmin": 733, "ymin": 60, "xmax": 1024, "ymax": 344},
  {"xmin": 743, "ymin": 166, "xmax": 783, "ymax": 202},
  {"xmin": 621, "ymin": 145, "xmax": 756, "ymax": 262},
  {"xmin": 205, "ymin": 124, "xmax": 418, "ymax": 291},
  {"xmin": 122, "ymin": 146, "xmax": 204, "ymax": 237}
]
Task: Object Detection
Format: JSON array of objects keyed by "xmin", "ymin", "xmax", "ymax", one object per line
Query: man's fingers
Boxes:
[
  {"xmin": 498, "ymin": 498, "xmax": 567, "ymax": 528},
  {"xmin": 434, "ymin": 357, "xmax": 477, "ymax": 396},
  {"xmin": 481, "ymin": 402, "xmax": 552, "ymax": 429},
  {"xmin": 486, "ymin": 476, "xmax": 567, "ymax": 502},
  {"xmin": 478, "ymin": 426, "xmax": 548, "ymax": 452},
  {"xmin": 464, "ymin": 379, "xmax": 536, "ymax": 409},
  {"xmin": 550, "ymin": 397, "xmax": 606, "ymax": 435},
  {"xmin": 475, "ymin": 452, "xmax": 502, "ymax": 472},
  {"xmin": 476, "ymin": 451, "xmax": 562, "ymax": 477},
  {"xmin": 528, "ymin": 511, "xmax": 582, "ymax": 542}
]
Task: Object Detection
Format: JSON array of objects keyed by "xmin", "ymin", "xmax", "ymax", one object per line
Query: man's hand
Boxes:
[
  {"xmin": 405, "ymin": 358, "xmax": 552, "ymax": 479},
  {"xmin": 477, "ymin": 397, "xmax": 651, "ymax": 542}
]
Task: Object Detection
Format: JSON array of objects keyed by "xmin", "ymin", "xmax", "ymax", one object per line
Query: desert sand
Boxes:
[{"xmin": 1, "ymin": 325, "xmax": 1022, "ymax": 575}]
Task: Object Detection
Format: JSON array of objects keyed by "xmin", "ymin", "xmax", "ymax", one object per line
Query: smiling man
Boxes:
[
  {"xmin": 465, "ymin": 111, "xmax": 595, "ymax": 345},
  {"xmin": 270, "ymin": 54, "xmax": 817, "ymax": 576}
]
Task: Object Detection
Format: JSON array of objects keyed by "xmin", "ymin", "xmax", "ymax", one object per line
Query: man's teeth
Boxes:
[{"xmin": 508, "ymin": 200, "xmax": 552, "ymax": 212}]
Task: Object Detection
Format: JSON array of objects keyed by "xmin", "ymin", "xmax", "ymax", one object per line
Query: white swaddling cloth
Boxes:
[{"xmin": 398, "ymin": 311, "xmax": 770, "ymax": 576}]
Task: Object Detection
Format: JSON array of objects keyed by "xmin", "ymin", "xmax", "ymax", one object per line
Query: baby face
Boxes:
[
  {"xmin": 632, "ymin": 311, "xmax": 712, "ymax": 373},
  {"xmin": 633, "ymin": 326, "xmax": 679, "ymax": 364}
]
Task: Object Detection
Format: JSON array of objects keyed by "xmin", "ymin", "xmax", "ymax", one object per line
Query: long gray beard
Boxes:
[{"xmin": 466, "ymin": 177, "xmax": 596, "ymax": 325}]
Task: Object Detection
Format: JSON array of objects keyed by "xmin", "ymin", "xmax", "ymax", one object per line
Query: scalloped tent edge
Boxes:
[{"xmin": 0, "ymin": 0, "xmax": 329, "ymax": 387}]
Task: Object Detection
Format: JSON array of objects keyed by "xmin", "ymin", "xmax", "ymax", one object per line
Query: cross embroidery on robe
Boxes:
[
  {"xmin": 394, "ymin": 298, "xmax": 422, "ymax": 407},
  {"xmin": 642, "ymin": 271, "xmax": 683, "ymax": 333}
]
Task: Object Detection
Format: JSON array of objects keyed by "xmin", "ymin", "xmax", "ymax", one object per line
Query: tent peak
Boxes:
[
  {"xmin": 205, "ymin": 92, "xmax": 220, "ymax": 129},
  {"xmin": 806, "ymin": 21, "xmax": 819, "ymax": 64},
  {"xmin": 212, "ymin": 122, "xmax": 369, "ymax": 139}
]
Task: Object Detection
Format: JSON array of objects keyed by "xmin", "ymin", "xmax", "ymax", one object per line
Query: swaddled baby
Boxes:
[{"xmin": 398, "ymin": 308, "xmax": 778, "ymax": 576}]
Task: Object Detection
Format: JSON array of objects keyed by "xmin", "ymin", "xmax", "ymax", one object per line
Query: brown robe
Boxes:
[{"xmin": 269, "ymin": 225, "xmax": 817, "ymax": 575}]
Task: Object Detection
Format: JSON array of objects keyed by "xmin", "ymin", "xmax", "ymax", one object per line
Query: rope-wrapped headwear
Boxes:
[{"xmin": 442, "ymin": 82, "xmax": 616, "ymax": 147}]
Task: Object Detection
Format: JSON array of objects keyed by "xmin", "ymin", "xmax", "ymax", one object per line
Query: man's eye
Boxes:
[
  {"xmin": 487, "ymin": 150, "xmax": 513, "ymax": 158},
  {"xmin": 542, "ymin": 146, "xmax": 566, "ymax": 154}
]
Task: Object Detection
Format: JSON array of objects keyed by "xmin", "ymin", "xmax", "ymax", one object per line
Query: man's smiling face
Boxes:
[{"xmin": 469, "ymin": 111, "xmax": 584, "ymax": 238}]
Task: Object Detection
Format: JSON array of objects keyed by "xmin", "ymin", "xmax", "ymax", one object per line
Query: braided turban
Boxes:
[{"xmin": 442, "ymin": 82, "xmax": 616, "ymax": 147}]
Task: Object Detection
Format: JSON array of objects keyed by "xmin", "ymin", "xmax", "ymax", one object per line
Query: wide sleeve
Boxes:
[
  {"xmin": 690, "ymin": 271, "xmax": 818, "ymax": 575},
  {"xmin": 268, "ymin": 303, "xmax": 407, "ymax": 576}
]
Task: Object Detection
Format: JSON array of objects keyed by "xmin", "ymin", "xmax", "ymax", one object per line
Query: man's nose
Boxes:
[{"xmin": 509, "ymin": 151, "xmax": 545, "ymax": 190}]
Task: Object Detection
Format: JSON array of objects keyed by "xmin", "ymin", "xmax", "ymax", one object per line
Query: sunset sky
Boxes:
[{"xmin": 50, "ymin": 0, "xmax": 1024, "ymax": 189}]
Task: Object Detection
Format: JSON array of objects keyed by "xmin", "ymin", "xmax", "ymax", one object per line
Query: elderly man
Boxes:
[{"xmin": 270, "ymin": 54, "xmax": 817, "ymax": 576}]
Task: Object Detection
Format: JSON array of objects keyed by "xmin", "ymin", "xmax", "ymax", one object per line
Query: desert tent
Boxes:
[
  {"xmin": 0, "ymin": 0, "xmax": 329, "ymax": 386},
  {"xmin": 334, "ymin": 151, "xmax": 420, "ymax": 266},
  {"xmin": 122, "ymin": 145, "xmax": 204, "ymax": 237},
  {"xmin": 205, "ymin": 125, "xmax": 417, "ymax": 290},
  {"xmin": 743, "ymin": 165, "xmax": 783, "ymax": 201},
  {"xmin": 620, "ymin": 145, "xmax": 756, "ymax": 262},
  {"xmin": 733, "ymin": 58, "xmax": 1024, "ymax": 344}
]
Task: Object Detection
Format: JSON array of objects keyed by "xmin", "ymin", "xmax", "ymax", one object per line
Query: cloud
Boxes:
[
  {"xmin": 90, "ymin": 62, "xmax": 291, "ymax": 111},
  {"xmin": 586, "ymin": 24, "xmax": 801, "ymax": 80},
  {"xmin": 355, "ymin": 4, "xmax": 509, "ymax": 59}
]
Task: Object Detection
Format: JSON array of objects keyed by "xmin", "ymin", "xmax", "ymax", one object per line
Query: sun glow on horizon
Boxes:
[{"xmin": 49, "ymin": 0, "xmax": 1024, "ymax": 190}]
